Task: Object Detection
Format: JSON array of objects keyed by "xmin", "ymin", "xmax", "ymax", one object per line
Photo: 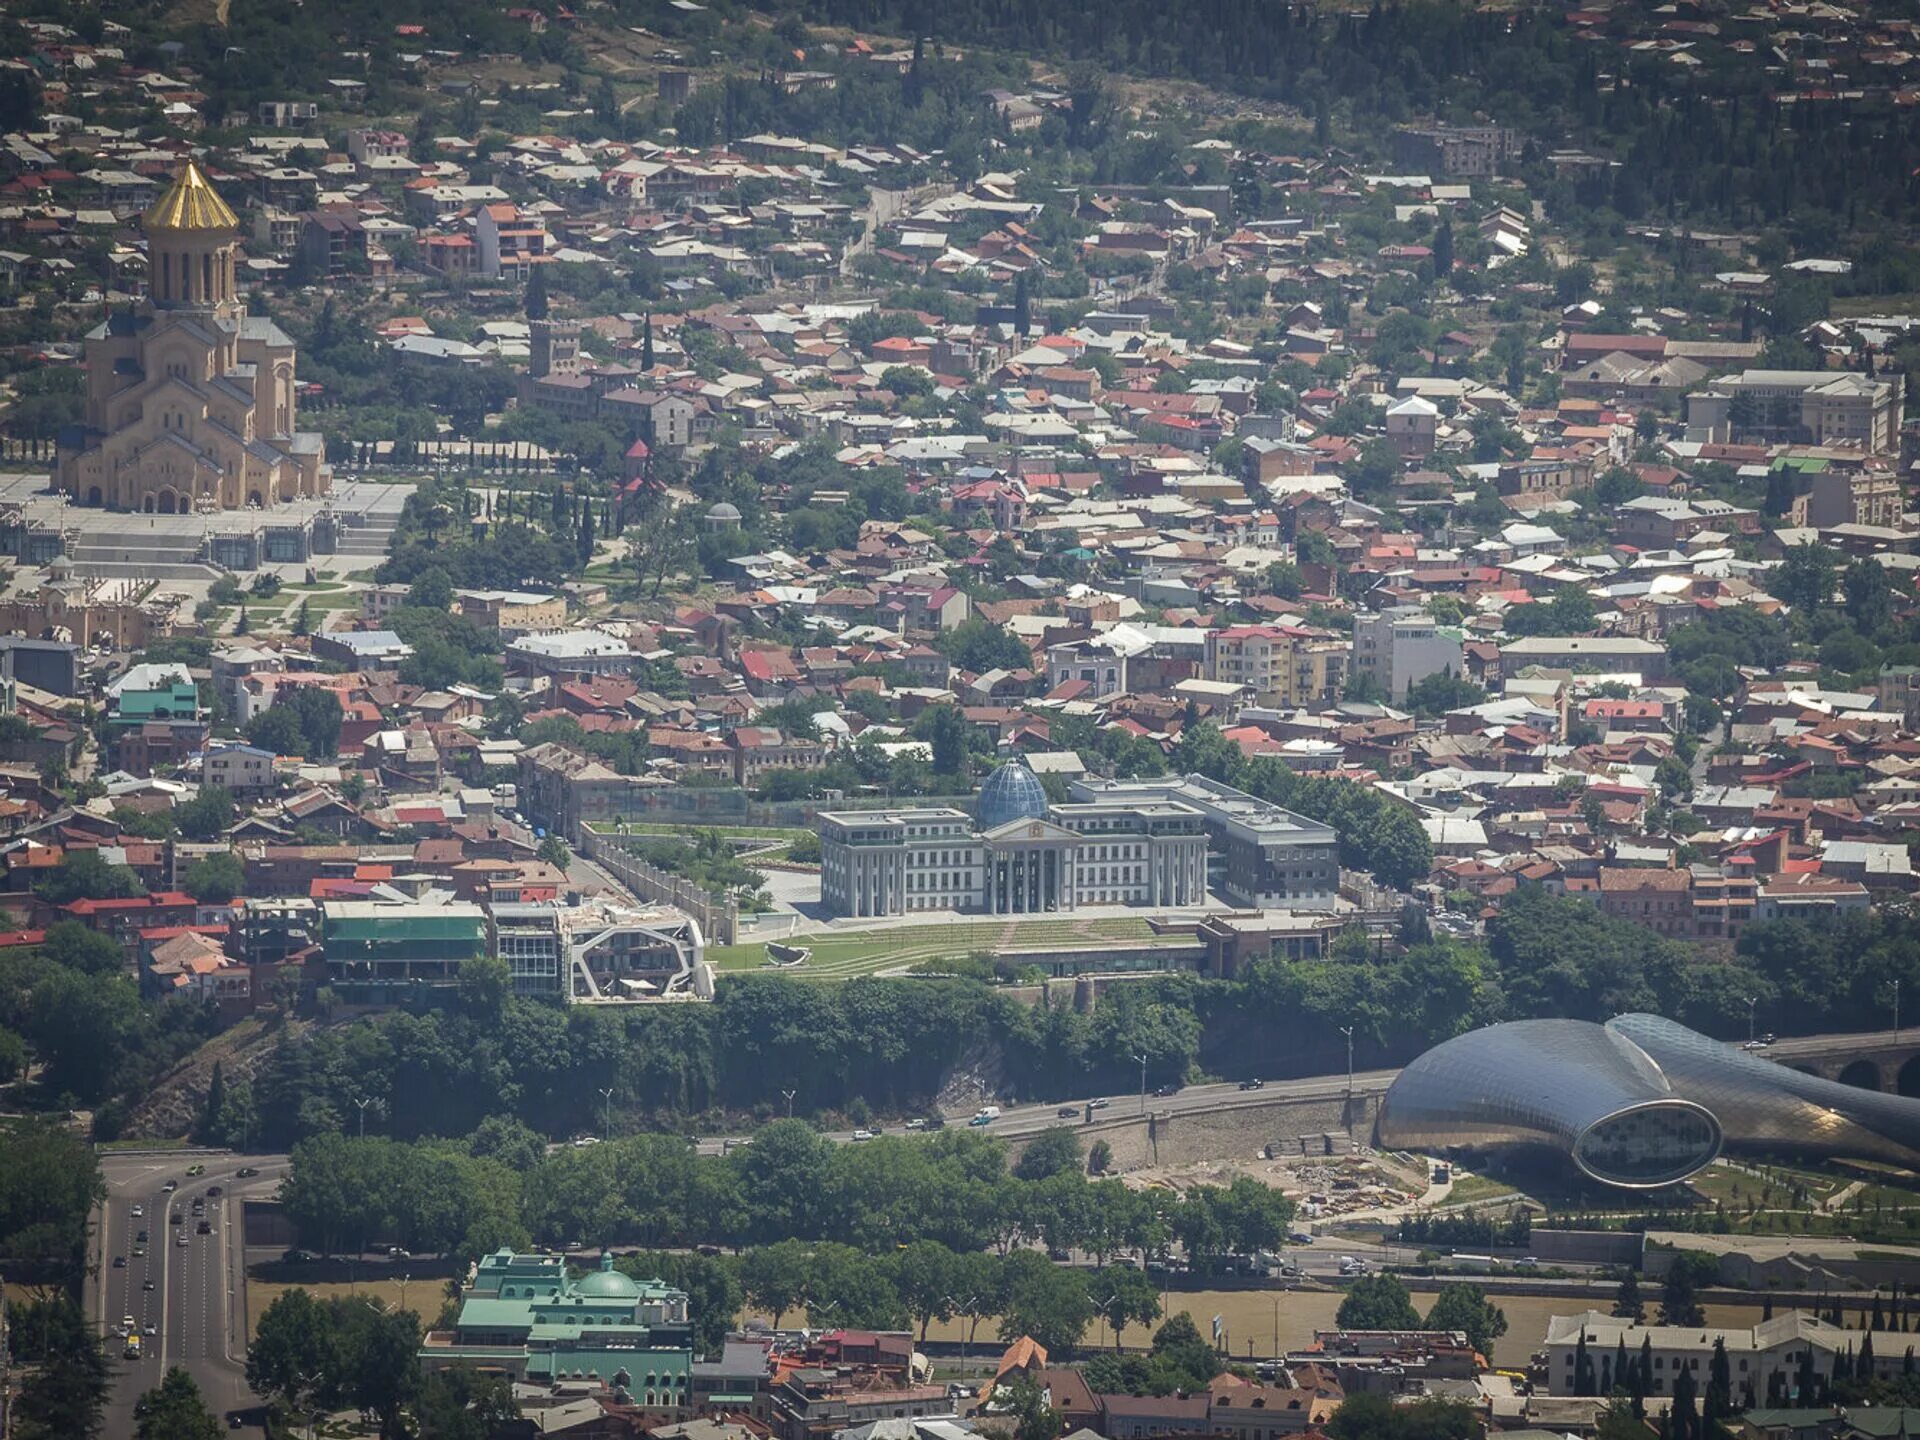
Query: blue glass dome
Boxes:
[{"xmin": 976, "ymin": 759, "xmax": 1049, "ymax": 830}]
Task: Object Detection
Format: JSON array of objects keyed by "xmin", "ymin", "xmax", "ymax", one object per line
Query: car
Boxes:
[
  {"xmin": 143, "ymin": 1323, "xmax": 156, "ymax": 1336},
  {"xmin": 186, "ymin": 1165, "xmax": 205, "ymax": 1177},
  {"xmin": 176, "ymin": 1233, "xmax": 189, "ymax": 1247},
  {"xmin": 197, "ymin": 1220, "xmax": 212, "ymax": 1234},
  {"xmin": 1238, "ymin": 1078, "xmax": 1265, "ymax": 1090},
  {"xmin": 130, "ymin": 1205, "xmax": 143, "ymax": 1218},
  {"xmin": 136, "ymin": 1229, "xmax": 149, "ymax": 1243},
  {"xmin": 113, "ymin": 1255, "xmax": 127, "ymax": 1268},
  {"xmin": 1288, "ymin": 1231, "xmax": 1313, "ymax": 1244},
  {"xmin": 1741, "ymin": 1039, "xmax": 1769, "ymax": 1050},
  {"xmin": 1047, "ymin": 1247, "xmax": 1072, "ymax": 1261},
  {"xmin": 387, "ymin": 1246, "xmax": 409, "ymax": 1259},
  {"xmin": 1058, "ymin": 1105, "xmax": 1080, "ymax": 1118},
  {"xmin": 850, "ymin": 1128, "xmax": 876, "ymax": 1142},
  {"xmin": 169, "ymin": 1212, "xmax": 183, "ymax": 1225},
  {"xmin": 132, "ymin": 1247, "xmax": 145, "ymax": 1258},
  {"xmin": 162, "ymin": 1180, "xmax": 178, "ymax": 1192},
  {"xmin": 205, "ymin": 1185, "xmax": 223, "ymax": 1197},
  {"xmin": 143, "ymin": 1279, "xmax": 155, "ymax": 1291},
  {"xmin": 1089, "ymin": 1098, "xmax": 1110, "ymax": 1110},
  {"xmin": 571, "ymin": 1136, "xmax": 600, "ymax": 1148},
  {"xmin": 234, "ymin": 1167, "xmax": 259, "ymax": 1178},
  {"xmin": 968, "ymin": 1114, "xmax": 993, "ymax": 1127},
  {"xmin": 903, "ymin": 1118, "xmax": 928, "ymax": 1131},
  {"xmin": 283, "ymin": 1249, "xmax": 316, "ymax": 1263},
  {"xmin": 1153, "ymin": 1082, "xmax": 1182, "ymax": 1097},
  {"xmin": 122, "ymin": 1315, "xmax": 136, "ymax": 1331}
]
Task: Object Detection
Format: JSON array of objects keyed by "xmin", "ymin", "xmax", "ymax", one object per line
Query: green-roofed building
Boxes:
[
  {"xmin": 420, "ymin": 1249, "xmax": 695, "ymax": 1394},
  {"xmin": 321, "ymin": 899, "xmax": 486, "ymax": 1001}
]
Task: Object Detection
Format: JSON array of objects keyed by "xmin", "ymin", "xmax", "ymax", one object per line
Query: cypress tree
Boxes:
[
  {"xmin": 1706, "ymin": 1337, "xmax": 1732, "ymax": 1426},
  {"xmin": 526, "ymin": 262, "xmax": 549, "ymax": 320},
  {"xmin": 1615, "ymin": 1336, "xmax": 1631, "ymax": 1396},
  {"xmin": 641, "ymin": 311, "xmax": 656, "ymax": 370},
  {"xmin": 1672, "ymin": 1363, "xmax": 1699, "ymax": 1440},
  {"xmin": 1575, "ymin": 1332, "xmax": 1595, "ymax": 1396},
  {"xmin": 1860, "ymin": 1331, "xmax": 1875, "ymax": 1383},
  {"xmin": 1433, "ymin": 219, "xmax": 1454, "ymax": 278}
]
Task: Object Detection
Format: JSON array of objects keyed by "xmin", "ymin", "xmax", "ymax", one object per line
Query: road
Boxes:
[
  {"xmin": 93, "ymin": 1152, "xmax": 289, "ymax": 1438},
  {"xmin": 691, "ymin": 1069, "xmax": 1400, "ymax": 1154}
]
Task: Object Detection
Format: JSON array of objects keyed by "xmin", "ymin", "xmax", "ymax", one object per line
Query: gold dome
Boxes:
[{"xmin": 143, "ymin": 158, "xmax": 238, "ymax": 233}]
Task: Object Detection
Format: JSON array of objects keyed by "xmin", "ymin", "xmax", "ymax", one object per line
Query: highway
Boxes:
[{"xmin": 93, "ymin": 1152, "xmax": 289, "ymax": 1439}]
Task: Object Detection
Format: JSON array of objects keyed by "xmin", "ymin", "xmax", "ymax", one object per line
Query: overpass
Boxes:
[{"xmin": 1757, "ymin": 1026, "xmax": 1920, "ymax": 1095}]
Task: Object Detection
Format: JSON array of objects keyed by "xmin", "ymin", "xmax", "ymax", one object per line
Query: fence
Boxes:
[{"xmin": 580, "ymin": 825, "xmax": 740, "ymax": 945}]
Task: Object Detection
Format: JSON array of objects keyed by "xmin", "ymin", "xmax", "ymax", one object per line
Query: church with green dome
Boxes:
[{"xmin": 419, "ymin": 1248, "xmax": 694, "ymax": 1395}]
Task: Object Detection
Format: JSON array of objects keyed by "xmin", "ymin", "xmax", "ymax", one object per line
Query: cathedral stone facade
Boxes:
[{"xmin": 56, "ymin": 159, "xmax": 330, "ymax": 513}]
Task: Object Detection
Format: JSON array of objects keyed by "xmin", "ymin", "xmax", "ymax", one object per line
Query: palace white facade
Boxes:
[{"xmin": 818, "ymin": 763, "xmax": 1336, "ymax": 920}]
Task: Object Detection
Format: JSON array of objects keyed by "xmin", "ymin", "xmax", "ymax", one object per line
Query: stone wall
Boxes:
[
  {"xmin": 581, "ymin": 828, "xmax": 738, "ymax": 945},
  {"xmin": 1008, "ymin": 1087, "xmax": 1389, "ymax": 1172}
]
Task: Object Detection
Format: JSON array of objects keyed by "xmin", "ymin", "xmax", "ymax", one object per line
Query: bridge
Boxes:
[{"xmin": 1759, "ymin": 1026, "xmax": 1920, "ymax": 1095}]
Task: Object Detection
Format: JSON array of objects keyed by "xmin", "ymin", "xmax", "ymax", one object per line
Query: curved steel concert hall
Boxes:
[{"xmin": 1378, "ymin": 1014, "xmax": 1920, "ymax": 1188}]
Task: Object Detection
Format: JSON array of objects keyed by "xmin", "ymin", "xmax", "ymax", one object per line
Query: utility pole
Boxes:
[
  {"xmin": 1133, "ymin": 1052, "xmax": 1147, "ymax": 1116},
  {"xmin": 1895, "ymin": 980, "xmax": 1903, "ymax": 1043}
]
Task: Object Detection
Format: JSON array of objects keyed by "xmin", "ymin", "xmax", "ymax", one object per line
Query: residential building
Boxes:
[
  {"xmin": 197, "ymin": 742, "xmax": 276, "ymax": 794},
  {"xmin": 1352, "ymin": 608, "xmax": 1467, "ymax": 702},
  {"xmin": 1205, "ymin": 626, "xmax": 1347, "ymax": 707},
  {"xmin": 1393, "ymin": 125, "xmax": 1517, "ymax": 176}
]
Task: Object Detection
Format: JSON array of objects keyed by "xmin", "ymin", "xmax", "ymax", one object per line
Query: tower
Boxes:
[
  {"xmin": 144, "ymin": 158, "xmax": 241, "ymax": 316},
  {"xmin": 529, "ymin": 318, "xmax": 581, "ymax": 379}
]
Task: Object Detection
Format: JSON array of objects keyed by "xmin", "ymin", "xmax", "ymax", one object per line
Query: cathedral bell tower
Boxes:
[{"xmin": 144, "ymin": 157, "xmax": 241, "ymax": 318}]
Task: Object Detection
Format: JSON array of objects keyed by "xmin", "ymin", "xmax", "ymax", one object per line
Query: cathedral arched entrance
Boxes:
[
  {"xmin": 157, "ymin": 490, "xmax": 178, "ymax": 514},
  {"xmin": 86, "ymin": 486, "xmax": 102, "ymax": 506},
  {"xmin": 142, "ymin": 495, "xmax": 155, "ymax": 513},
  {"xmin": 248, "ymin": 490, "xmax": 263, "ymax": 508}
]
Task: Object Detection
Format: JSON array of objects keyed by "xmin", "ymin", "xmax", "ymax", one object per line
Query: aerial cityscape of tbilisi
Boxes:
[{"xmin": 6, "ymin": 0, "xmax": 1920, "ymax": 1435}]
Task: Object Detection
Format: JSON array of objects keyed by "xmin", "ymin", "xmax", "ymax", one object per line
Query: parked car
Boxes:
[{"xmin": 903, "ymin": 1118, "xmax": 928, "ymax": 1131}]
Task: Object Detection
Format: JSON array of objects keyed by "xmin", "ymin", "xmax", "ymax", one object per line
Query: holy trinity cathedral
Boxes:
[{"xmin": 56, "ymin": 159, "xmax": 331, "ymax": 513}]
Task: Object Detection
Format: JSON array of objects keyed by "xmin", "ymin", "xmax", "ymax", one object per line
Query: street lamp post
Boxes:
[
  {"xmin": 1895, "ymin": 980, "xmax": 1903, "ymax": 1043},
  {"xmin": 1746, "ymin": 995, "xmax": 1758, "ymax": 1046},
  {"xmin": 1339, "ymin": 1026, "xmax": 1355, "ymax": 1096},
  {"xmin": 352, "ymin": 1095, "xmax": 373, "ymax": 1140},
  {"xmin": 782, "ymin": 1088, "xmax": 797, "ymax": 1120},
  {"xmin": 1133, "ymin": 1052, "xmax": 1148, "ymax": 1115},
  {"xmin": 598, "ymin": 1086, "xmax": 615, "ymax": 1141}
]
